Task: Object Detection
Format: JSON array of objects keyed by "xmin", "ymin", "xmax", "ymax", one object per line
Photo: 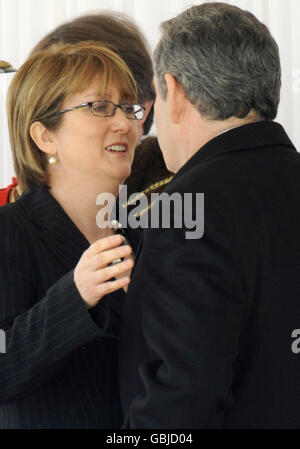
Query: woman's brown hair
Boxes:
[
  {"xmin": 32, "ymin": 12, "xmax": 155, "ymax": 134},
  {"xmin": 7, "ymin": 41, "xmax": 137, "ymax": 190}
]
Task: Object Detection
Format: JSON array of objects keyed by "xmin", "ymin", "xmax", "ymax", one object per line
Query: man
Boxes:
[{"xmin": 119, "ymin": 2, "xmax": 300, "ymax": 428}]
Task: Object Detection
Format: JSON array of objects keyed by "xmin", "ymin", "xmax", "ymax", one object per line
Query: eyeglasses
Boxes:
[{"xmin": 55, "ymin": 100, "xmax": 145, "ymax": 120}]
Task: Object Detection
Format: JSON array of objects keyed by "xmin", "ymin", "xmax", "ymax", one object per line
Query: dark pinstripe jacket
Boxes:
[
  {"xmin": 119, "ymin": 121, "xmax": 300, "ymax": 428},
  {"xmin": 0, "ymin": 184, "xmax": 123, "ymax": 428}
]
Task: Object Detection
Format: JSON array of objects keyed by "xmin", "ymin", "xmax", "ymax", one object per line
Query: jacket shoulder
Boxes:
[
  {"xmin": 0, "ymin": 198, "xmax": 28, "ymax": 220},
  {"xmin": 0, "ymin": 200, "xmax": 31, "ymax": 244},
  {"xmin": 0, "ymin": 201, "xmax": 37, "ymax": 287}
]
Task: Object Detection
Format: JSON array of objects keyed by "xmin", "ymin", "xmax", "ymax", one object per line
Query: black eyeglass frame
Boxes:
[{"xmin": 55, "ymin": 100, "xmax": 145, "ymax": 120}]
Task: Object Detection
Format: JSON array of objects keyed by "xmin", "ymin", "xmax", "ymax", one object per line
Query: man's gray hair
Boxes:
[{"xmin": 153, "ymin": 2, "xmax": 281, "ymax": 120}]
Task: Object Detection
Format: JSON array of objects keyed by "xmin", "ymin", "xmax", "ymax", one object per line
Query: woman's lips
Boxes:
[{"xmin": 106, "ymin": 143, "xmax": 128, "ymax": 153}]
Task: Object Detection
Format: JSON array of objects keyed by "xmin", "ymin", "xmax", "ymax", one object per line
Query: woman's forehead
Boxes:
[
  {"xmin": 63, "ymin": 81, "xmax": 124, "ymax": 106},
  {"xmin": 66, "ymin": 78, "xmax": 134, "ymax": 104}
]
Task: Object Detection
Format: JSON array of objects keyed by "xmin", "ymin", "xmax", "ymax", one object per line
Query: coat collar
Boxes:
[
  {"xmin": 18, "ymin": 184, "xmax": 89, "ymax": 269},
  {"xmin": 171, "ymin": 121, "xmax": 296, "ymax": 183}
]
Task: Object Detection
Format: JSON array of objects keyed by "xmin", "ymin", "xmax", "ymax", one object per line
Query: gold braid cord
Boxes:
[
  {"xmin": 9, "ymin": 186, "xmax": 22, "ymax": 203},
  {"xmin": 122, "ymin": 176, "xmax": 174, "ymax": 218}
]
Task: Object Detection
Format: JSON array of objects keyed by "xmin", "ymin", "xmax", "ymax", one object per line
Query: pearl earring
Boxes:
[{"xmin": 48, "ymin": 154, "xmax": 57, "ymax": 165}]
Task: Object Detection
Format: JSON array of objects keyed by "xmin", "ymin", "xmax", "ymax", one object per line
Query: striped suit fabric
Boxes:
[{"xmin": 0, "ymin": 184, "xmax": 123, "ymax": 428}]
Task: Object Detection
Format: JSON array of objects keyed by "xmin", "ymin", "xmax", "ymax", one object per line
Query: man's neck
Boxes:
[{"xmin": 176, "ymin": 109, "xmax": 263, "ymax": 172}]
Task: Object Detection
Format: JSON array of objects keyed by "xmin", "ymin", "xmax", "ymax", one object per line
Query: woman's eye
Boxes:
[
  {"xmin": 122, "ymin": 105, "xmax": 135, "ymax": 114},
  {"xmin": 94, "ymin": 103, "xmax": 108, "ymax": 113}
]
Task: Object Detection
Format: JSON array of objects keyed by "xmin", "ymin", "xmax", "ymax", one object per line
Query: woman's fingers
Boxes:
[
  {"xmin": 96, "ymin": 276, "xmax": 131, "ymax": 297},
  {"xmin": 88, "ymin": 234, "xmax": 124, "ymax": 258},
  {"xmin": 78, "ymin": 271, "xmax": 132, "ymax": 307},
  {"xmin": 74, "ymin": 234, "xmax": 134, "ymax": 308},
  {"xmin": 95, "ymin": 257, "xmax": 134, "ymax": 283},
  {"xmin": 88, "ymin": 244, "xmax": 133, "ymax": 271}
]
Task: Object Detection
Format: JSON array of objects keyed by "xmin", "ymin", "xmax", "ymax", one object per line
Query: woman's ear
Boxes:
[
  {"xmin": 30, "ymin": 121, "xmax": 55, "ymax": 155},
  {"xmin": 164, "ymin": 73, "xmax": 186, "ymax": 124}
]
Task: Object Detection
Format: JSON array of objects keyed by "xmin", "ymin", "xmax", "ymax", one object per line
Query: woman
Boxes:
[
  {"xmin": 0, "ymin": 13, "xmax": 172, "ymax": 205},
  {"xmin": 0, "ymin": 41, "xmax": 144, "ymax": 428}
]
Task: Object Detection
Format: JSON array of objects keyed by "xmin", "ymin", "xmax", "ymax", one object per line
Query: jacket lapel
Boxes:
[
  {"xmin": 19, "ymin": 185, "xmax": 89, "ymax": 270},
  {"xmin": 170, "ymin": 121, "xmax": 296, "ymax": 186}
]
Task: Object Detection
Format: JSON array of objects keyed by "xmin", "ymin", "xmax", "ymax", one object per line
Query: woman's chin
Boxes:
[{"xmin": 110, "ymin": 167, "xmax": 131, "ymax": 183}]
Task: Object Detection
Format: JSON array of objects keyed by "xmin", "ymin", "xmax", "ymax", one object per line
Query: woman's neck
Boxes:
[{"xmin": 49, "ymin": 174, "xmax": 121, "ymax": 244}]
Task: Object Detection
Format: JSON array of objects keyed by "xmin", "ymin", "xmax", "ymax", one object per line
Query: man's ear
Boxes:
[
  {"xmin": 164, "ymin": 73, "xmax": 186, "ymax": 124},
  {"xmin": 29, "ymin": 122, "xmax": 56, "ymax": 155}
]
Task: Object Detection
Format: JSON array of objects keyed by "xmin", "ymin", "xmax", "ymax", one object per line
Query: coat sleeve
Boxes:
[
  {"xmin": 124, "ymin": 191, "xmax": 248, "ymax": 428},
  {"xmin": 0, "ymin": 211, "xmax": 102, "ymax": 404}
]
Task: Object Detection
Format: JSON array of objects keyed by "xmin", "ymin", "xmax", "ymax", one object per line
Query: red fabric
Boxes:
[{"xmin": 0, "ymin": 178, "xmax": 18, "ymax": 205}]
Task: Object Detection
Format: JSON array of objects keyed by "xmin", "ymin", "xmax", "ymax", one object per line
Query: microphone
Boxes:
[{"xmin": 0, "ymin": 60, "xmax": 17, "ymax": 74}]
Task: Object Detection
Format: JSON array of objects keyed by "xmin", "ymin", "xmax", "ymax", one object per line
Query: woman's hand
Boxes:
[
  {"xmin": 74, "ymin": 234, "xmax": 134, "ymax": 308},
  {"xmin": 114, "ymin": 249, "xmax": 135, "ymax": 293}
]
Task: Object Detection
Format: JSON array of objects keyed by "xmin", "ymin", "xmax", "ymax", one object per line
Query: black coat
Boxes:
[
  {"xmin": 0, "ymin": 185, "xmax": 123, "ymax": 428},
  {"xmin": 119, "ymin": 121, "xmax": 300, "ymax": 428}
]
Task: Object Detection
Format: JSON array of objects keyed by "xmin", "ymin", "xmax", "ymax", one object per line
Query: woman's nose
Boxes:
[{"xmin": 110, "ymin": 108, "xmax": 133, "ymax": 133}]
